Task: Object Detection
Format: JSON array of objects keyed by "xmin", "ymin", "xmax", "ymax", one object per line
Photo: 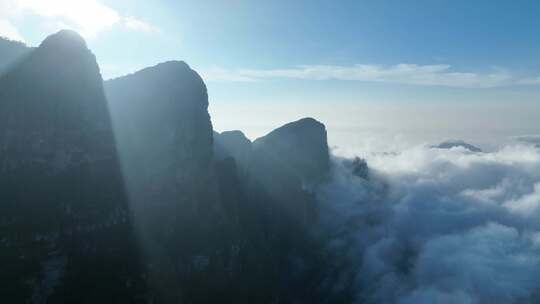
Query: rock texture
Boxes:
[
  {"xmin": 253, "ymin": 117, "xmax": 330, "ymax": 184},
  {"xmin": 0, "ymin": 37, "xmax": 31, "ymax": 75},
  {"xmin": 0, "ymin": 30, "xmax": 345, "ymax": 304},
  {"xmin": 0, "ymin": 30, "xmax": 140, "ymax": 303},
  {"xmin": 214, "ymin": 130, "xmax": 253, "ymax": 165},
  {"xmin": 0, "ymin": 30, "xmax": 116, "ymax": 170}
]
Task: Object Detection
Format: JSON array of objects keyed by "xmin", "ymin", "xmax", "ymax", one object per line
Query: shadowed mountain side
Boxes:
[
  {"xmin": 105, "ymin": 63, "xmax": 341, "ymax": 303},
  {"xmin": 105, "ymin": 61, "xmax": 229, "ymax": 302},
  {"xmin": 0, "ymin": 30, "xmax": 346, "ymax": 303},
  {"xmin": 254, "ymin": 117, "xmax": 330, "ymax": 184},
  {"xmin": 105, "ymin": 61, "xmax": 213, "ymax": 169},
  {"xmin": 214, "ymin": 130, "xmax": 253, "ymax": 166},
  {"xmin": 213, "ymin": 126, "xmax": 347, "ymax": 303},
  {"xmin": 0, "ymin": 30, "xmax": 142, "ymax": 302},
  {"xmin": 213, "ymin": 118, "xmax": 331, "ymax": 230},
  {"xmin": 0, "ymin": 37, "xmax": 32, "ymax": 76}
]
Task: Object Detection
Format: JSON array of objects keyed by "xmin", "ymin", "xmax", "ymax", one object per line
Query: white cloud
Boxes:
[
  {"xmin": 123, "ymin": 16, "xmax": 160, "ymax": 33},
  {"xmin": 0, "ymin": 0, "xmax": 159, "ymax": 39},
  {"xmin": 0, "ymin": 18, "xmax": 24, "ymax": 41},
  {"xmin": 504, "ymin": 182, "xmax": 540, "ymax": 216},
  {"xmin": 317, "ymin": 144, "xmax": 540, "ymax": 303},
  {"xmin": 201, "ymin": 63, "xmax": 540, "ymax": 88},
  {"xmin": 200, "ymin": 67, "xmax": 258, "ymax": 82},
  {"xmin": 519, "ymin": 76, "xmax": 540, "ymax": 85}
]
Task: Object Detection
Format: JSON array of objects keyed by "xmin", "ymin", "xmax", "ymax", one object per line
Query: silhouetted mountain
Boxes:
[
  {"xmin": 254, "ymin": 117, "xmax": 330, "ymax": 184},
  {"xmin": 105, "ymin": 62, "xmax": 338, "ymax": 303},
  {"xmin": 344, "ymin": 157, "xmax": 369, "ymax": 180},
  {"xmin": 214, "ymin": 130, "xmax": 253, "ymax": 165},
  {"xmin": 0, "ymin": 37, "xmax": 31, "ymax": 75},
  {"xmin": 1, "ymin": 30, "xmax": 346, "ymax": 304},
  {"xmin": 0, "ymin": 30, "xmax": 116, "ymax": 167},
  {"xmin": 0, "ymin": 30, "xmax": 141, "ymax": 303},
  {"xmin": 433, "ymin": 140, "xmax": 482, "ymax": 152}
]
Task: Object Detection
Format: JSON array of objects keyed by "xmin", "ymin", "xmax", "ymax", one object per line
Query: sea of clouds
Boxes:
[{"xmin": 318, "ymin": 142, "xmax": 540, "ymax": 303}]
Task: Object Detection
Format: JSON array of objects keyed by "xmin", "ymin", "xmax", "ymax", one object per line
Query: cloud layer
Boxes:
[
  {"xmin": 0, "ymin": 0, "xmax": 158, "ymax": 41},
  {"xmin": 0, "ymin": 18, "xmax": 24, "ymax": 41},
  {"xmin": 201, "ymin": 64, "xmax": 540, "ymax": 88},
  {"xmin": 318, "ymin": 144, "xmax": 540, "ymax": 303}
]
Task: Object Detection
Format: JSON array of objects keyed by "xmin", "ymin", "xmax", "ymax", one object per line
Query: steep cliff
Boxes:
[{"xmin": 0, "ymin": 30, "xmax": 140, "ymax": 303}]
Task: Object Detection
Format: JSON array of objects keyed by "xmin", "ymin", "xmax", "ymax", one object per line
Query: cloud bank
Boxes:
[
  {"xmin": 201, "ymin": 64, "xmax": 540, "ymax": 88},
  {"xmin": 0, "ymin": 0, "xmax": 158, "ymax": 41},
  {"xmin": 318, "ymin": 144, "xmax": 540, "ymax": 303},
  {"xmin": 0, "ymin": 18, "xmax": 24, "ymax": 41}
]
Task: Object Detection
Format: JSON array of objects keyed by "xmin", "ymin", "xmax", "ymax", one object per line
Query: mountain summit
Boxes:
[
  {"xmin": 254, "ymin": 117, "xmax": 330, "ymax": 183},
  {"xmin": 39, "ymin": 29, "xmax": 88, "ymax": 51},
  {"xmin": 0, "ymin": 29, "xmax": 113, "ymax": 172},
  {"xmin": 1, "ymin": 30, "xmax": 340, "ymax": 303},
  {"xmin": 0, "ymin": 31, "xmax": 135, "ymax": 302}
]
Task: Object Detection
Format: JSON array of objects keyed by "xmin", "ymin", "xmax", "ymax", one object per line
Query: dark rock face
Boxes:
[
  {"xmin": 0, "ymin": 30, "xmax": 116, "ymax": 170},
  {"xmin": 105, "ymin": 61, "xmax": 215, "ymax": 215},
  {"xmin": 105, "ymin": 63, "xmax": 336, "ymax": 303},
  {"xmin": 344, "ymin": 157, "xmax": 369, "ymax": 180},
  {"xmin": 105, "ymin": 62, "xmax": 228, "ymax": 302},
  {"xmin": 0, "ymin": 30, "xmax": 141, "ymax": 303},
  {"xmin": 254, "ymin": 117, "xmax": 330, "ymax": 184},
  {"xmin": 433, "ymin": 140, "xmax": 482, "ymax": 152},
  {"xmin": 0, "ymin": 37, "xmax": 31, "ymax": 75},
  {"xmin": 0, "ymin": 30, "xmax": 344, "ymax": 303},
  {"xmin": 106, "ymin": 61, "xmax": 213, "ymax": 170},
  {"xmin": 214, "ymin": 130, "xmax": 253, "ymax": 165}
]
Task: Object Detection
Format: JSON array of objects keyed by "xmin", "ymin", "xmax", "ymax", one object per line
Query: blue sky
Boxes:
[{"xmin": 1, "ymin": 0, "xmax": 540, "ymax": 150}]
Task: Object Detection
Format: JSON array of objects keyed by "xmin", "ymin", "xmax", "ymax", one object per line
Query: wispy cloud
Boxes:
[
  {"xmin": 0, "ymin": 0, "xmax": 160, "ymax": 40},
  {"xmin": 519, "ymin": 76, "xmax": 540, "ymax": 85},
  {"xmin": 200, "ymin": 64, "xmax": 540, "ymax": 88},
  {"xmin": 123, "ymin": 16, "xmax": 160, "ymax": 33},
  {"xmin": 0, "ymin": 19, "xmax": 24, "ymax": 42}
]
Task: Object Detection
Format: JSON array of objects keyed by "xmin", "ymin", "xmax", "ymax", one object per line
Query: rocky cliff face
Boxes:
[
  {"xmin": 0, "ymin": 37, "xmax": 31, "ymax": 75},
  {"xmin": 105, "ymin": 61, "xmax": 213, "ymax": 170},
  {"xmin": 0, "ymin": 30, "xmax": 140, "ymax": 303},
  {"xmin": 214, "ymin": 130, "xmax": 253, "ymax": 166},
  {"xmin": 254, "ymin": 117, "xmax": 330, "ymax": 184},
  {"xmin": 105, "ymin": 61, "xmax": 231, "ymax": 302},
  {"xmin": 0, "ymin": 30, "xmax": 345, "ymax": 304},
  {"xmin": 0, "ymin": 30, "xmax": 116, "ymax": 172}
]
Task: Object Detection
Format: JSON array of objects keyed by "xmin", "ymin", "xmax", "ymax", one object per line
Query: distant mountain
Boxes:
[
  {"xmin": 432, "ymin": 140, "xmax": 482, "ymax": 152},
  {"xmin": 253, "ymin": 117, "xmax": 330, "ymax": 184},
  {"xmin": 0, "ymin": 37, "xmax": 31, "ymax": 75},
  {"xmin": 214, "ymin": 130, "xmax": 253, "ymax": 165},
  {"xmin": 214, "ymin": 118, "xmax": 331, "ymax": 242},
  {"xmin": 516, "ymin": 135, "xmax": 540, "ymax": 147}
]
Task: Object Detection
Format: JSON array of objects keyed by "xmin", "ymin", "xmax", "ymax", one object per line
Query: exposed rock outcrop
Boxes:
[{"xmin": 0, "ymin": 30, "xmax": 343, "ymax": 304}]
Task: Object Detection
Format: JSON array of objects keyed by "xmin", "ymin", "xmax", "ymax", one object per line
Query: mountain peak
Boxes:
[
  {"xmin": 154, "ymin": 60, "xmax": 190, "ymax": 70},
  {"xmin": 39, "ymin": 30, "xmax": 88, "ymax": 51},
  {"xmin": 254, "ymin": 117, "xmax": 330, "ymax": 183}
]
